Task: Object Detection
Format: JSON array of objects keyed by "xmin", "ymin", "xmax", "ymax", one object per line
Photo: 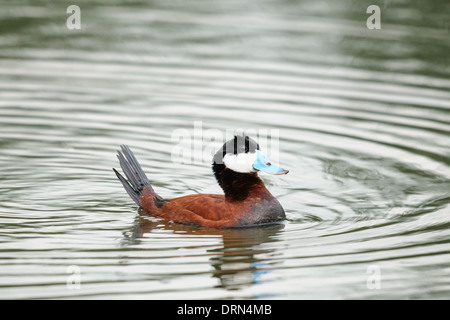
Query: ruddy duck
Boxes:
[{"xmin": 113, "ymin": 135, "xmax": 288, "ymax": 228}]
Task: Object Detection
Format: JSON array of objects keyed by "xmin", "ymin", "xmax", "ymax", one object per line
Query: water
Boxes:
[{"xmin": 1, "ymin": 0, "xmax": 449, "ymax": 299}]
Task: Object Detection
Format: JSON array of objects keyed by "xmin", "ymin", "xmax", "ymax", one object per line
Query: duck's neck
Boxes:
[{"xmin": 212, "ymin": 163, "xmax": 269, "ymax": 201}]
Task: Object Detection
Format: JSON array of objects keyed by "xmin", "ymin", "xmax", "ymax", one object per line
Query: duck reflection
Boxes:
[
  {"xmin": 122, "ymin": 210, "xmax": 285, "ymax": 291},
  {"xmin": 207, "ymin": 225, "xmax": 284, "ymax": 291}
]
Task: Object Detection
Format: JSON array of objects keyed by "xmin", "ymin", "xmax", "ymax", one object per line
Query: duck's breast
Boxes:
[{"xmin": 234, "ymin": 195, "xmax": 286, "ymax": 227}]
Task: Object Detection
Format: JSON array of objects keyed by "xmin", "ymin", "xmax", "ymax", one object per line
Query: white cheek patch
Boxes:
[{"xmin": 223, "ymin": 152, "xmax": 257, "ymax": 173}]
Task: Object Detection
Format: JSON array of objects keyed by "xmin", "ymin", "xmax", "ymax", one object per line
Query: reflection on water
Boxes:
[
  {"xmin": 123, "ymin": 213, "xmax": 285, "ymax": 293},
  {"xmin": 0, "ymin": 0, "xmax": 449, "ymax": 299},
  {"xmin": 209, "ymin": 226, "xmax": 284, "ymax": 293}
]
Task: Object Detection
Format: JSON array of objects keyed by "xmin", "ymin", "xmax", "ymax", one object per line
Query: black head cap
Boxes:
[
  {"xmin": 213, "ymin": 135, "xmax": 259, "ymax": 164},
  {"xmin": 212, "ymin": 135, "xmax": 260, "ymax": 183}
]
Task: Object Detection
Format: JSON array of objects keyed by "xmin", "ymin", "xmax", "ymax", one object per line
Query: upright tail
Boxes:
[{"xmin": 113, "ymin": 145, "xmax": 157, "ymax": 206}]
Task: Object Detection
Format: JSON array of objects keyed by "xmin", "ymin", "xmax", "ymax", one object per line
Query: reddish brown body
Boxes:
[{"xmin": 139, "ymin": 169, "xmax": 285, "ymax": 228}]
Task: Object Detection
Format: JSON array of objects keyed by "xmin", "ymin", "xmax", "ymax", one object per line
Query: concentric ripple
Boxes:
[{"xmin": 0, "ymin": 0, "xmax": 449, "ymax": 299}]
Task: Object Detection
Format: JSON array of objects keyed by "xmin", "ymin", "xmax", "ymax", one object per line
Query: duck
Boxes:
[{"xmin": 113, "ymin": 135, "xmax": 288, "ymax": 228}]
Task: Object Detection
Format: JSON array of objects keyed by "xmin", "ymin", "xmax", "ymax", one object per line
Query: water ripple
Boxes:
[{"xmin": 0, "ymin": 0, "xmax": 449, "ymax": 299}]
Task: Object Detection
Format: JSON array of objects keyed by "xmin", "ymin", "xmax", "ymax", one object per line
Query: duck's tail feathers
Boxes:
[{"xmin": 113, "ymin": 145, "xmax": 156, "ymax": 206}]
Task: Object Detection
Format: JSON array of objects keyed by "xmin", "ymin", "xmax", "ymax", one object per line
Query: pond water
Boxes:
[{"xmin": 0, "ymin": 0, "xmax": 449, "ymax": 299}]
